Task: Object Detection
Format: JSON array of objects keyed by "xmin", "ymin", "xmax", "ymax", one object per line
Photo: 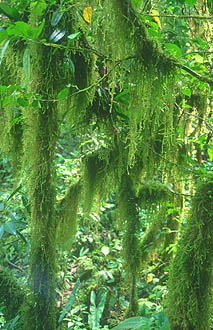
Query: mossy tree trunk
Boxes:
[
  {"xmin": 118, "ymin": 174, "xmax": 140, "ymax": 316},
  {"xmin": 19, "ymin": 21, "xmax": 60, "ymax": 329},
  {"xmin": 165, "ymin": 174, "xmax": 213, "ymax": 330}
]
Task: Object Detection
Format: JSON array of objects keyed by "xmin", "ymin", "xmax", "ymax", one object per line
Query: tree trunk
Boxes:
[{"xmin": 165, "ymin": 174, "xmax": 213, "ymax": 330}]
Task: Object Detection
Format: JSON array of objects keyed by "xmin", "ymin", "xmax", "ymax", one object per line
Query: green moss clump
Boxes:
[
  {"xmin": 0, "ymin": 267, "xmax": 25, "ymax": 321},
  {"xmin": 56, "ymin": 181, "xmax": 82, "ymax": 250},
  {"xmin": 137, "ymin": 182, "xmax": 171, "ymax": 208},
  {"xmin": 0, "ymin": 45, "xmax": 25, "ymax": 170},
  {"xmin": 165, "ymin": 173, "xmax": 213, "ymax": 330},
  {"xmin": 83, "ymin": 153, "xmax": 108, "ymax": 214}
]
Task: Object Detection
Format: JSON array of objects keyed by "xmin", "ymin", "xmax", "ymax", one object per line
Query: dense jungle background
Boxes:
[{"xmin": 0, "ymin": 0, "xmax": 212, "ymax": 329}]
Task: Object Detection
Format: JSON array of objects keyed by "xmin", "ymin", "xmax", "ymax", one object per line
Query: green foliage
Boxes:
[
  {"xmin": 0, "ymin": 268, "xmax": 25, "ymax": 321},
  {"xmin": 58, "ymin": 278, "xmax": 81, "ymax": 325},
  {"xmin": 111, "ymin": 311, "xmax": 171, "ymax": 330}
]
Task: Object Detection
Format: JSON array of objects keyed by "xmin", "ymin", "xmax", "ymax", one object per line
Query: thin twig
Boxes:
[
  {"xmin": 179, "ymin": 64, "xmax": 213, "ymax": 86},
  {"xmin": 6, "ymin": 259, "xmax": 26, "ymax": 273}
]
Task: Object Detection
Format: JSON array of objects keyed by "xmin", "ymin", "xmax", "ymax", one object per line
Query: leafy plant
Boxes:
[
  {"xmin": 57, "ymin": 278, "xmax": 81, "ymax": 327},
  {"xmin": 111, "ymin": 311, "xmax": 171, "ymax": 330},
  {"xmin": 88, "ymin": 288, "xmax": 108, "ymax": 330}
]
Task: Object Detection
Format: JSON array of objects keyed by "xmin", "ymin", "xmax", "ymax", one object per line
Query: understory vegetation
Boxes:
[{"xmin": 0, "ymin": 0, "xmax": 212, "ymax": 329}]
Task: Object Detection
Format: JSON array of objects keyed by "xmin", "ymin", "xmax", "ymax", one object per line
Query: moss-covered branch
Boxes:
[{"xmin": 118, "ymin": 174, "xmax": 140, "ymax": 316}]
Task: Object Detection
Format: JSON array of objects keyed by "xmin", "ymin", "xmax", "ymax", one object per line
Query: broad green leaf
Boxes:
[
  {"xmin": 33, "ymin": 19, "xmax": 45, "ymax": 39},
  {"xmin": 7, "ymin": 21, "xmax": 44, "ymax": 40},
  {"xmin": 0, "ymin": 39, "xmax": 10, "ymax": 65},
  {"xmin": 97, "ymin": 288, "xmax": 107, "ymax": 315},
  {"xmin": 185, "ymin": 0, "xmax": 197, "ymax": 7},
  {"xmin": 33, "ymin": 1, "xmax": 47, "ymax": 16},
  {"xmin": 68, "ymin": 32, "xmax": 81, "ymax": 40},
  {"xmin": 23, "ymin": 47, "xmax": 31, "ymax": 80},
  {"xmin": 58, "ymin": 278, "xmax": 80, "ymax": 324},
  {"xmin": 111, "ymin": 317, "xmax": 150, "ymax": 330},
  {"xmin": 17, "ymin": 98, "xmax": 29, "ymax": 107},
  {"xmin": 192, "ymin": 37, "xmax": 209, "ymax": 50},
  {"xmin": 0, "ymin": 3, "xmax": 20, "ymax": 20},
  {"xmin": 182, "ymin": 88, "xmax": 191, "ymax": 97},
  {"xmin": 49, "ymin": 29, "xmax": 65, "ymax": 42},
  {"xmin": 165, "ymin": 43, "xmax": 182, "ymax": 57},
  {"xmin": 51, "ymin": 8, "xmax": 64, "ymax": 26},
  {"xmin": 57, "ymin": 87, "xmax": 69, "ymax": 99},
  {"xmin": 0, "ymin": 225, "xmax": 4, "ymax": 239},
  {"xmin": 131, "ymin": 0, "xmax": 143, "ymax": 9},
  {"xmin": 4, "ymin": 222, "xmax": 16, "ymax": 235}
]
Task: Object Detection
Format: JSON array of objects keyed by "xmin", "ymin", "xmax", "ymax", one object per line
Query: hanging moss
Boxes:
[
  {"xmin": 83, "ymin": 153, "xmax": 108, "ymax": 214},
  {"xmin": 97, "ymin": 0, "xmax": 178, "ymax": 172},
  {"xmin": 0, "ymin": 45, "xmax": 24, "ymax": 170},
  {"xmin": 165, "ymin": 173, "xmax": 213, "ymax": 330},
  {"xmin": 56, "ymin": 180, "xmax": 82, "ymax": 250}
]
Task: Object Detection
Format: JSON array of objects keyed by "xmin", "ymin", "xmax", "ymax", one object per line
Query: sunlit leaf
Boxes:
[
  {"xmin": 57, "ymin": 87, "xmax": 69, "ymax": 99},
  {"xmin": 164, "ymin": 43, "xmax": 182, "ymax": 57},
  {"xmin": 6, "ymin": 20, "xmax": 45, "ymax": 40},
  {"xmin": 182, "ymin": 88, "xmax": 191, "ymax": 97},
  {"xmin": 68, "ymin": 32, "xmax": 81, "ymax": 40},
  {"xmin": 146, "ymin": 273, "xmax": 153, "ymax": 283},
  {"xmin": 208, "ymin": 147, "xmax": 213, "ymax": 161},
  {"xmin": 83, "ymin": 6, "xmax": 92, "ymax": 24}
]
